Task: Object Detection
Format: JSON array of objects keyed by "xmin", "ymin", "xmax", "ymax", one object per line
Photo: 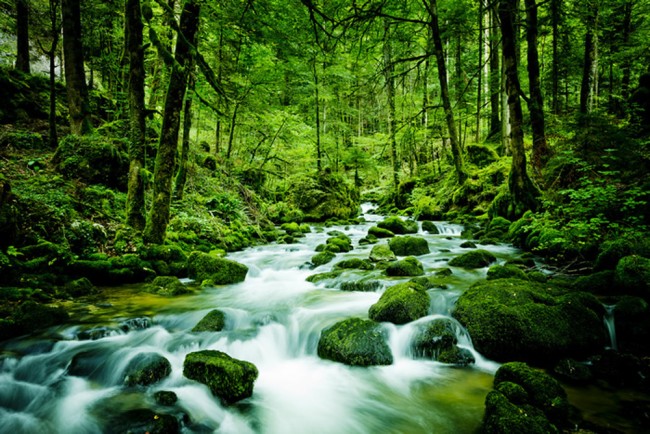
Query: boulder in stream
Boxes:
[
  {"xmin": 411, "ymin": 318, "xmax": 475, "ymax": 366},
  {"xmin": 187, "ymin": 251, "xmax": 248, "ymax": 285},
  {"xmin": 333, "ymin": 258, "xmax": 374, "ymax": 270},
  {"xmin": 369, "ymin": 281, "xmax": 429, "ymax": 324},
  {"xmin": 486, "ymin": 264, "xmax": 528, "ymax": 281},
  {"xmin": 377, "ymin": 216, "xmax": 418, "ymax": 234},
  {"xmin": 448, "ymin": 249, "xmax": 496, "ymax": 268},
  {"xmin": 317, "ymin": 317, "xmax": 393, "ymax": 366},
  {"xmin": 183, "ymin": 350, "xmax": 258, "ymax": 404},
  {"xmin": 192, "ymin": 309, "xmax": 226, "ymax": 332},
  {"xmin": 388, "ymin": 236, "xmax": 430, "ymax": 256},
  {"xmin": 368, "ymin": 226, "xmax": 395, "ymax": 238},
  {"xmin": 311, "ymin": 251, "xmax": 336, "ymax": 267},
  {"xmin": 615, "ymin": 255, "xmax": 650, "ymax": 297},
  {"xmin": 369, "ymin": 244, "xmax": 397, "ymax": 262},
  {"xmin": 123, "ymin": 352, "xmax": 172, "ymax": 386},
  {"xmin": 421, "ymin": 221, "xmax": 440, "ymax": 234},
  {"xmin": 145, "ymin": 276, "xmax": 191, "ymax": 296},
  {"xmin": 453, "ymin": 278, "xmax": 607, "ymax": 363},
  {"xmin": 385, "ymin": 256, "xmax": 424, "ymax": 277}
]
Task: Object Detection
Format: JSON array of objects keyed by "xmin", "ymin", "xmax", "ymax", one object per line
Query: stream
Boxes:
[{"xmin": 0, "ymin": 204, "xmax": 545, "ymax": 433}]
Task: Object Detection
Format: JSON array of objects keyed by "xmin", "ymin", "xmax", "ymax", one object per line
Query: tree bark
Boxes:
[
  {"xmin": 426, "ymin": 0, "xmax": 467, "ymax": 184},
  {"xmin": 551, "ymin": 0, "xmax": 561, "ymax": 114},
  {"xmin": 312, "ymin": 56, "xmax": 322, "ymax": 173},
  {"xmin": 489, "ymin": 3, "xmax": 500, "ymax": 138},
  {"xmin": 47, "ymin": 0, "xmax": 59, "ymax": 149},
  {"xmin": 580, "ymin": 4, "xmax": 599, "ymax": 116},
  {"xmin": 383, "ymin": 19, "xmax": 400, "ymax": 199},
  {"xmin": 143, "ymin": 0, "xmax": 199, "ymax": 244},
  {"xmin": 620, "ymin": 0, "xmax": 633, "ymax": 101},
  {"xmin": 61, "ymin": 0, "xmax": 92, "ymax": 135},
  {"xmin": 174, "ymin": 69, "xmax": 195, "ymax": 200},
  {"xmin": 15, "ymin": 0, "xmax": 30, "ymax": 73},
  {"xmin": 125, "ymin": 0, "xmax": 147, "ymax": 231},
  {"xmin": 499, "ymin": 0, "xmax": 539, "ymax": 217},
  {"xmin": 524, "ymin": 0, "xmax": 552, "ymax": 177}
]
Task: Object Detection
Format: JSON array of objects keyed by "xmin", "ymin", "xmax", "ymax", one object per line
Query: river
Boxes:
[{"xmin": 1, "ymin": 204, "xmax": 528, "ymax": 433}]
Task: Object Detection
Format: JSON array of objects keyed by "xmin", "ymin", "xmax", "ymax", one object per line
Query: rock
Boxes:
[
  {"xmin": 306, "ymin": 270, "xmax": 343, "ymax": 283},
  {"xmin": 65, "ymin": 277, "xmax": 97, "ymax": 297},
  {"xmin": 590, "ymin": 349, "xmax": 650, "ymax": 388},
  {"xmin": 325, "ymin": 234, "xmax": 353, "ymax": 253},
  {"xmin": 594, "ymin": 237, "xmax": 650, "ymax": 271},
  {"xmin": 192, "ymin": 309, "xmax": 226, "ymax": 332},
  {"xmin": 412, "ymin": 318, "xmax": 458, "ymax": 358},
  {"xmin": 340, "ymin": 280, "xmax": 382, "ymax": 292},
  {"xmin": 368, "ymin": 226, "xmax": 394, "ymax": 238},
  {"xmin": 437, "ymin": 346, "xmax": 475, "ymax": 366},
  {"xmin": 187, "ymin": 251, "xmax": 248, "ymax": 285},
  {"xmin": 377, "ymin": 216, "xmax": 418, "ymax": 234},
  {"xmin": 615, "ymin": 255, "xmax": 650, "ymax": 297},
  {"xmin": 106, "ymin": 408, "xmax": 179, "ymax": 434},
  {"xmin": 368, "ymin": 281, "xmax": 429, "ymax": 324},
  {"xmin": 280, "ymin": 222, "xmax": 302, "ymax": 236},
  {"xmin": 572, "ymin": 270, "xmax": 615, "ymax": 295},
  {"xmin": 123, "ymin": 352, "xmax": 172, "ymax": 386},
  {"xmin": 487, "ymin": 216, "xmax": 512, "ymax": 234},
  {"xmin": 388, "ymin": 236, "xmax": 430, "ymax": 256},
  {"xmin": 385, "ymin": 256, "xmax": 424, "ymax": 277},
  {"xmin": 317, "ymin": 318, "xmax": 393, "ymax": 366},
  {"xmin": 435, "ymin": 268, "xmax": 453, "ymax": 277},
  {"xmin": 448, "ymin": 249, "xmax": 496, "ymax": 268},
  {"xmin": 183, "ymin": 350, "xmax": 258, "ymax": 404},
  {"xmin": 466, "ymin": 144, "xmax": 498, "ymax": 167},
  {"xmin": 486, "ymin": 264, "xmax": 528, "ymax": 281},
  {"xmin": 615, "ymin": 296, "xmax": 650, "ymax": 354},
  {"xmin": 369, "ymin": 244, "xmax": 397, "ymax": 262},
  {"xmin": 460, "ymin": 241, "xmax": 477, "ymax": 249},
  {"xmin": 505, "ymin": 256, "xmax": 536, "ymax": 269},
  {"xmin": 145, "ymin": 276, "xmax": 190, "ymax": 296},
  {"xmin": 333, "ymin": 258, "xmax": 374, "ymax": 270},
  {"xmin": 153, "ymin": 390, "xmax": 178, "ymax": 406},
  {"xmin": 311, "ymin": 251, "xmax": 336, "ymax": 266},
  {"xmin": 453, "ymin": 279, "xmax": 607, "ymax": 363},
  {"xmin": 553, "ymin": 359, "xmax": 593, "ymax": 384},
  {"xmin": 421, "ymin": 221, "xmax": 439, "ymax": 234}
]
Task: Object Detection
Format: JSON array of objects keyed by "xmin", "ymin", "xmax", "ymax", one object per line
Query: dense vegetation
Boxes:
[{"xmin": 1, "ymin": 0, "xmax": 650, "ymax": 431}]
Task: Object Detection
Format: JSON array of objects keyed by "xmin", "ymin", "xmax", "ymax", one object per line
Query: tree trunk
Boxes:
[
  {"xmin": 15, "ymin": 0, "xmax": 30, "ymax": 73},
  {"xmin": 476, "ymin": 0, "xmax": 484, "ymax": 143},
  {"xmin": 489, "ymin": 3, "xmax": 500, "ymax": 138},
  {"xmin": 620, "ymin": 0, "xmax": 633, "ymax": 101},
  {"xmin": 61, "ymin": 0, "xmax": 92, "ymax": 135},
  {"xmin": 312, "ymin": 56, "xmax": 322, "ymax": 173},
  {"xmin": 551, "ymin": 0, "xmax": 561, "ymax": 114},
  {"xmin": 143, "ymin": 0, "xmax": 199, "ymax": 245},
  {"xmin": 226, "ymin": 102, "xmax": 239, "ymax": 161},
  {"xmin": 174, "ymin": 69, "xmax": 195, "ymax": 200},
  {"xmin": 383, "ymin": 19, "xmax": 400, "ymax": 199},
  {"xmin": 426, "ymin": 0, "xmax": 467, "ymax": 184},
  {"xmin": 580, "ymin": 4, "xmax": 599, "ymax": 116},
  {"xmin": 499, "ymin": 0, "xmax": 539, "ymax": 217},
  {"xmin": 125, "ymin": 0, "xmax": 147, "ymax": 231},
  {"xmin": 524, "ymin": 0, "xmax": 552, "ymax": 177}
]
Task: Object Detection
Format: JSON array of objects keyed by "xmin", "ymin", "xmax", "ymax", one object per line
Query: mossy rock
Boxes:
[
  {"xmin": 1, "ymin": 300, "xmax": 68, "ymax": 340},
  {"xmin": 421, "ymin": 221, "xmax": 439, "ymax": 234},
  {"xmin": 385, "ymin": 256, "xmax": 424, "ymax": 277},
  {"xmin": 368, "ymin": 226, "xmax": 395, "ymax": 238},
  {"xmin": 19, "ymin": 241, "xmax": 74, "ymax": 270},
  {"xmin": 306, "ymin": 270, "xmax": 343, "ymax": 283},
  {"xmin": 340, "ymin": 280, "xmax": 382, "ymax": 292},
  {"xmin": 552, "ymin": 359, "xmax": 593, "ymax": 384},
  {"xmin": 377, "ymin": 216, "xmax": 418, "ymax": 234},
  {"xmin": 65, "ymin": 277, "xmax": 97, "ymax": 297},
  {"xmin": 412, "ymin": 318, "xmax": 457, "ymax": 358},
  {"xmin": 437, "ymin": 346, "xmax": 475, "ymax": 366},
  {"xmin": 106, "ymin": 408, "xmax": 179, "ymax": 434},
  {"xmin": 368, "ymin": 281, "xmax": 429, "ymax": 324},
  {"xmin": 325, "ymin": 235, "xmax": 353, "ymax": 253},
  {"xmin": 527, "ymin": 271, "xmax": 548, "ymax": 283},
  {"xmin": 192, "ymin": 309, "xmax": 226, "ymax": 332},
  {"xmin": 572, "ymin": 270, "xmax": 615, "ymax": 295},
  {"xmin": 388, "ymin": 236, "xmax": 430, "ymax": 256},
  {"xmin": 317, "ymin": 317, "xmax": 393, "ymax": 366},
  {"xmin": 487, "ymin": 216, "xmax": 512, "ymax": 234},
  {"xmin": 280, "ymin": 222, "xmax": 302, "ymax": 236},
  {"xmin": 333, "ymin": 258, "xmax": 374, "ymax": 270},
  {"xmin": 460, "ymin": 241, "xmax": 477, "ymax": 249},
  {"xmin": 153, "ymin": 390, "xmax": 178, "ymax": 406},
  {"xmin": 594, "ymin": 237, "xmax": 650, "ymax": 271},
  {"xmin": 453, "ymin": 279, "xmax": 607, "ymax": 363},
  {"xmin": 288, "ymin": 173, "xmax": 360, "ymax": 221},
  {"xmin": 311, "ymin": 251, "xmax": 336, "ymax": 267},
  {"xmin": 183, "ymin": 350, "xmax": 258, "ymax": 404},
  {"xmin": 615, "ymin": 255, "xmax": 650, "ymax": 297},
  {"xmin": 487, "ymin": 265, "xmax": 529, "ymax": 281},
  {"xmin": 123, "ymin": 352, "xmax": 172, "ymax": 386},
  {"xmin": 448, "ymin": 249, "xmax": 496, "ymax": 268},
  {"xmin": 483, "ymin": 389, "xmax": 558, "ymax": 434},
  {"xmin": 369, "ymin": 244, "xmax": 397, "ymax": 262},
  {"xmin": 466, "ymin": 144, "xmax": 498, "ymax": 167},
  {"xmin": 145, "ymin": 276, "xmax": 189, "ymax": 296},
  {"xmin": 504, "ymin": 257, "xmax": 536, "ymax": 269},
  {"xmin": 187, "ymin": 251, "xmax": 248, "ymax": 285}
]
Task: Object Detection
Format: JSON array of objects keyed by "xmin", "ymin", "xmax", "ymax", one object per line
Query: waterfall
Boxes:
[{"xmin": 603, "ymin": 304, "xmax": 618, "ymax": 351}]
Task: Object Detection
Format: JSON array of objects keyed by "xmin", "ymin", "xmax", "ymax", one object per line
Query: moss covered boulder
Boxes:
[
  {"xmin": 123, "ymin": 352, "xmax": 172, "ymax": 386},
  {"xmin": 192, "ymin": 309, "xmax": 226, "ymax": 332},
  {"xmin": 453, "ymin": 279, "xmax": 607, "ymax": 363},
  {"xmin": 317, "ymin": 318, "xmax": 393, "ymax": 366},
  {"xmin": 448, "ymin": 249, "xmax": 496, "ymax": 268},
  {"xmin": 323, "ymin": 234, "xmax": 353, "ymax": 253},
  {"xmin": 385, "ymin": 256, "xmax": 424, "ymax": 277},
  {"xmin": 333, "ymin": 258, "xmax": 374, "ymax": 270},
  {"xmin": 615, "ymin": 255, "xmax": 650, "ymax": 297},
  {"xmin": 421, "ymin": 221, "xmax": 439, "ymax": 234},
  {"xmin": 369, "ymin": 244, "xmax": 397, "ymax": 263},
  {"xmin": 64, "ymin": 277, "xmax": 97, "ymax": 297},
  {"xmin": 340, "ymin": 280, "xmax": 382, "ymax": 292},
  {"xmin": 145, "ymin": 276, "xmax": 190, "ymax": 296},
  {"xmin": 187, "ymin": 251, "xmax": 248, "ymax": 285},
  {"xmin": 368, "ymin": 282, "xmax": 429, "ymax": 324},
  {"xmin": 368, "ymin": 226, "xmax": 395, "ymax": 238},
  {"xmin": 183, "ymin": 350, "xmax": 258, "ymax": 404},
  {"xmin": 572, "ymin": 270, "xmax": 615, "ymax": 295},
  {"xmin": 482, "ymin": 362, "xmax": 570, "ymax": 433},
  {"xmin": 487, "ymin": 264, "xmax": 528, "ymax": 281},
  {"xmin": 287, "ymin": 173, "xmax": 359, "ymax": 221},
  {"xmin": 377, "ymin": 216, "xmax": 418, "ymax": 234},
  {"xmin": 411, "ymin": 318, "xmax": 475, "ymax": 366},
  {"xmin": 311, "ymin": 251, "xmax": 336, "ymax": 267},
  {"xmin": 388, "ymin": 236, "xmax": 430, "ymax": 256}
]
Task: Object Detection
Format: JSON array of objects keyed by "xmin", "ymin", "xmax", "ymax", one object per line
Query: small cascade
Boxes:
[
  {"xmin": 603, "ymin": 304, "xmax": 618, "ymax": 351},
  {"xmin": 433, "ymin": 222, "xmax": 464, "ymax": 236}
]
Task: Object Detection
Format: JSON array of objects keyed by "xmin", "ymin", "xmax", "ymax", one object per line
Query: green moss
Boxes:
[
  {"xmin": 369, "ymin": 244, "xmax": 397, "ymax": 262},
  {"xmin": 385, "ymin": 256, "xmax": 424, "ymax": 277},
  {"xmin": 368, "ymin": 281, "xmax": 429, "ymax": 324},
  {"xmin": 377, "ymin": 216, "xmax": 418, "ymax": 234},
  {"xmin": 192, "ymin": 309, "xmax": 226, "ymax": 332},
  {"xmin": 615, "ymin": 255, "xmax": 650, "ymax": 296},
  {"xmin": 187, "ymin": 251, "xmax": 248, "ymax": 285},
  {"xmin": 1, "ymin": 300, "xmax": 69, "ymax": 340},
  {"xmin": 153, "ymin": 391, "xmax": 178, "ymax": 406},
  {"xmin": 311, "ymin": 251, "xmax": 336, "ymax": 266},
  {"xmin": 437, "ymin": 346, "xmax": 475, "ymax": 366},
  {"xmin": 448, "ymin": 249, "xmax": 496, "ymax": 268},
  {"xmin": 65, "ymin": 277, "xmax": 97, "ymax": 297},
  {"xmin": 421, "ymin": 221, "xmax": 439, "ymax": 234},
  {"xmin": 594, "ymin": 237, "xmax": 650, "ymax": 271},
  {"xmin": 487, "ymin": 265, "xmax": 529, "ymax": 281},
  {"xmin": 527, "ymin": 271, "xmax": 548, "ymax": 283},
  {"xmin": 287, "ymin": 172, "xmax": 360, "ymax": 222},
  {"xmin": 280, "ymin": 222, "xmax": 302, "ymax": 236},
  {"xmin": 487, "ymin": 216, "xmax": 512, "ymax": 234},
  {"xmin": 388, "ymin": 236, "xmax": 430, "ymax": 256},
  {"xmin": 317, "ymin": 317, "xmax": 393, "ymax": 366},
  {"xmin": 306, "ymin": 270, "xmax": 343, "ymax": 283},
  {"xmin": 123, "ymin": 352, "xmax": 172, "ymax": 386},
  {"xmin": 183, "ymin": 350, "xmax": 258, "ymax": 404},
  {"xmin": 483, "ymin": 390, "xmax": 557, "ymax": 434},
  {"xmin": 466, "ymin": 144, "xmax": 498, "ymax": 167},
  {"xmin": 368, "ymin": 226, "xmax": 394, "ymax": 238},
  {"xmin": 333, "ymin": 258, "xmax": 374, "ymax": 270},
  {"xmin": 326, "ymin": 235, "xmax": 353, "ymax": 253},
  {"xmin": 340, "ymin": 280, "xmax": 382, "ymax": 292},
  {"xmin": 145, "ymin": 276, "xmax": 190, "ymax": 296},
  {"xmin": 573, "ymin": 270, "xmax": 615, "ymax": 295},
  {"xmin": 411, "ymin": 318, "xmax": 457, "ymax": 358}
]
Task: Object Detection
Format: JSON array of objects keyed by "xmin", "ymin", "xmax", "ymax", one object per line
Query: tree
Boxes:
[
  {"xmin": 580, "ymin": 1, "xmax": 599, "ymax": 116},
  {"xmin": 61, "ymin": 0, "xmax": 92, "ymax": 134},
  {"xmin": 174, "ymin": 67, "xmax": 195, "ymax": 200},
  {"xmin": 45, "ymin": 0, "xmax": 60, "ymax": 149},
  {"xmin": 143, "ymin": 0, "xmax": 200, "ymax": 244},
  {"xmin": 15, "ymin": 0, "xmax": 30, "ymax": 73},
  {"xmin": 383, "ymin": 19, "xmax": 400, "ymax": 200},
  {"xmin": 125, "ymin": 0, "xmax": 147, "ymax": 231}
]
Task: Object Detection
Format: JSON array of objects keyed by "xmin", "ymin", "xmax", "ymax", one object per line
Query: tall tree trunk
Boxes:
[
  {"xmin": 426, "ymin": 0, "xmax": 467, "ymax": 184},
  {"xmin": 499, "ymin": 0, "xmax": 539, "ymax": 218},
  {"xmin": 620, "ymin": 0, "xmax": 633, "ymax": 101},
  {"xmin": 580, "ymin": 3, "xmax": 599, "ymax": 116},
  {"xmin": 61, "ymin": 0, "xmax": 92, "ymax": 135},
  {"xmin": 143, "ymin": 0, "xmax": 199, "ymax": 245},
  {"xmin": 47, "ymin": 0, "xmax": 60, "ymax": 149},
  {"xmin": 551, "ymin": 0, "xmax": 561, "ymax": 114},
  {"xmin": 226, "ymin": 102, "xmax": 239, "ymax": 161},
  {"xmin": 476, "ymin": 0, "xmax": 484, "ymax": 143},
  {"xmin": 312, "ymin": 57, "xmax": 322, "ymax": 173},
  {"xmin": 489, "ymin": 3, "xmax": 500, "ymax": 138},
  {"xmin": 383, "ymin": 19, "xmax": 400, "ymax": 200},
  {"xmin": 174, "ymin": 70, "xmax": 195, "ymax": 200},
  {"xmin": 524, "ymin": 0, "xmax": 552, "ymax": 177},
  {"xmin": 125, "ymin": 0, "xmax": 147, "ymax": 230},
  {"xmin": 15, "ymin": 0, "xmax": 30, "ymax": 73}
]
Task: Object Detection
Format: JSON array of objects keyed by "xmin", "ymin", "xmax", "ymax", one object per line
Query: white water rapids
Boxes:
[{"xmin": 0, "ymin": 204, "xmax": 525, "ymax": 433}]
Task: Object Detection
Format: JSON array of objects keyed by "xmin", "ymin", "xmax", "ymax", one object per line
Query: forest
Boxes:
[{"xmin": 0, "ymin": 0, "xmax": 649, "ymax": 432}]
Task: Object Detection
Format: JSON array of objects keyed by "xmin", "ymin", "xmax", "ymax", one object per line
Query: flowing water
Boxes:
[{"xmin": 0, "ymin": 205, "xmax": 528, "ymax": 433}]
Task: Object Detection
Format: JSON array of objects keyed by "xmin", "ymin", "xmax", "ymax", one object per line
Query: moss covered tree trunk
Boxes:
[
  {"xmin": 15, "ymin": 0, "xmax": 30, "ymax": 73},
  {"xmin": 174, "ymin": 68, "xmax": 195, "ymax": 200},
  {"xmin": 383, "ymin": 19, "xmax": 399, "ymax": 201},
  {"xmin": 61, "ymin": 0, "xmax": 92, "ymax": 135},
  {"xmin": 125, "ymin": 0, "xmax": 146, "ymax": 230},
  {"xmin": 499, "ymin": 0, "xmax": 539, "ymax": 217},
  {"xmin": 143, "ymin": 0, "xmax": 199, "ymax": 245},
  {"xmin": 427, "ymin": 0, "xmax": 467, "ymax": 184},
  {"xmin": 489, "ymin": 4, "xmax": 500, "ymax": 138}
]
